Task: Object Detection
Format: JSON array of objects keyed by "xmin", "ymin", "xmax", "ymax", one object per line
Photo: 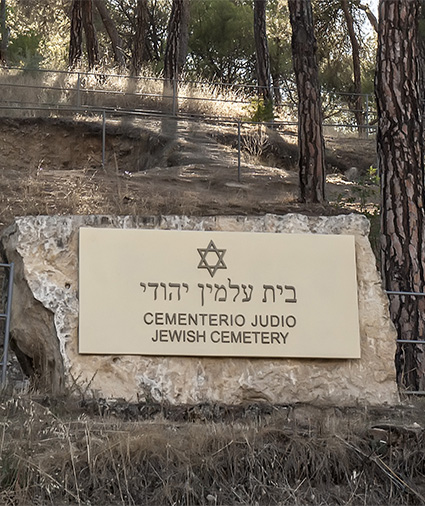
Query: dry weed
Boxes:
[
  {"xmin": 241, "ymin": 124, "xmax": 270, "ymax": 158},
  {"xmin": 0, "ymin": 67, "xmax": 251, "ymax": 120},
  {"xmin": 0, "ymin": 398, "xmax": 423, "ymax": 505}
]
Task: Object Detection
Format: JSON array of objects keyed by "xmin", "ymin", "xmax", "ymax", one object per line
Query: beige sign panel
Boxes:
[{"xmin": 79, "ymin": 228, "xmax": 360, "ymax": 358}]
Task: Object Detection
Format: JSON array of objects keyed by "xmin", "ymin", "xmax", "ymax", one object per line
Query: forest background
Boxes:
[{"xmin": 0, "ymin": 0, "xmax": 378, "ymax": 119}]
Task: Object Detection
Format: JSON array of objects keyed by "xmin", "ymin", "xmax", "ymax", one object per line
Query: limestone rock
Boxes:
[{"xmin": 0, "ymin": 214, "xmax": 399, "ymax": 405}]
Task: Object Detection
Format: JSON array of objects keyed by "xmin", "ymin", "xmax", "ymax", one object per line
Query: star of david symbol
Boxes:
[{"xmin": 197, "ymin": 240, "xmax": 227, "ymax": 278}]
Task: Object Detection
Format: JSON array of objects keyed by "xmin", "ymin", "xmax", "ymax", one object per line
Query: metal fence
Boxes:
[
  {"xmin": 0, "ymin": 66, "xmax": 377, "ymax": 135},
  {"xmin": 0, "ymin": 263, "xmax": 14, "ymax": 387},
  {"xmin": 0, "ymin": 65, "xmax": 378, "ymax": 182}
]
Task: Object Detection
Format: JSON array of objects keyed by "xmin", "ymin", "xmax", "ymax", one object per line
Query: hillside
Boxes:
[{"xmin": 0, "ymin": 116, "xmax": 378, "ymax": 233}]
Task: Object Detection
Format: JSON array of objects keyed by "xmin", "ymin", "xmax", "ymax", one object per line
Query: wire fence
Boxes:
[{"xmin": 0, "ymin": 66, "xmax": 377, "ymax": 136}]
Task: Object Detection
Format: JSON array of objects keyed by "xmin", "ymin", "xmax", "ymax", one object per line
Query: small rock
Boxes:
[{"xmin": 345, "ymin": 166, "xmax": 360, "ymax": 181}]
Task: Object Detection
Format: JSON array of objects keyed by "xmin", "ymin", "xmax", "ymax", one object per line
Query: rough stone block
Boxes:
[{"xmin": 0, "ymin": 214, "xmax": 399, "ymax": 405}]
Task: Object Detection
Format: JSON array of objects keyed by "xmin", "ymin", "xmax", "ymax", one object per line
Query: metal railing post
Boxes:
[
  {"xmin": 76, "ymin": 72, "xmax": 81, "ymax": 108},
  {"xmin": 1, "ymin": 262, "xmax": 13, "ymax": 385},
  {"xmin": 365, "ymin": 94, "xmax": 369, "ymax": 139},
  {"xmin": 237, "ymin": 121, "xmax": 241, "ymax": 182},
  {"xmin": 102, "ymin": 110, "xmax": 106, "ymax": 169},
  {"xmin": 172, "ymin": 78, "xmax": 177, "ymax": 116}
]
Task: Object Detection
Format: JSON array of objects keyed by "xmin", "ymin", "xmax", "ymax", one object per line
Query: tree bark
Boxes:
[
  {"xmin": 376, "ymin": 0, "xmax": 425, "ymax": 391},
  {"xmin": 131, "ymin": 0, "xmax": 149, "ymax": 75},
  {"xmin": 418, "ymin": 1, "xmax": 425, "ymax": 107},
  {"xmin": 94, "ymin": 0, "xmax": 125, "ymax": 68},
  {"xmin": 288, "ymin": 0, "xmax": 326, "ymax": 203},
  {"xmin": 254, "ymin": 0, "xmax": 272, "ymax": 104},
  {"xmin": 270, "ymin": 35, "xmax": 283, "ymax": 105},
  {"xmin": 68, "ymin": 0, "xmax": 83, "ymax": 68},
  {"xmin": 271, "ymin": 70, "xmax": 282, "ymax": 105},
  {"xmin": 82, "ymin": 0, "xmax": 99, "ymax": 69},
  {"xmin": 341, "ymin": 0, "xmax": 364, "ymax": 135},
  {"xmin": 163, "ymin": 0, "xmax": 190, "ymax": 83},
  {"xmin": 0, "ymin": 0, "xmax": 7, "ymax": 64}
]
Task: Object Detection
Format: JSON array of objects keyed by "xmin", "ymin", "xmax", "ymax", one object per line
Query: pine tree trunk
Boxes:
[
  {"xmin": 131, "ymin": 0, "xmax": 149, "ymax": 75},
  {"xmin": 271, "ymin": 71, "xmax": 282, "ymax": 105},
  {"xmin": 69, "ymin": 0, "xmax": 83, "ymax": 68},
  {"xmin": 0, "ymin": 0, "xmax": 7, "ymax": 64},
  {"xmin": 163, "ymin": 0, "xmax": 189, "ymax": 116},
  {"xmin": 254, "ymin": 0, "xmax": 272, "ymax": 104},
  {"xmin": 341, "ymin": 0, "xmax": 364, "ymax": 135},
  {"xmin": 163, "ymin": 0, "xmax": 189, "ymax": 83},
  {"xmin": 418, "ymin": 1, "xmax": 425, "ymax": 107},
  {"xmin": 82, "ymin": 0, "xmax": 99, "ymax": 70},
  {"xmin": 94, "ymin": 0, "xmax": 125, "ymax": 68},
  {"xmin": 288, "ymin": 0, "xmax": 326, "ymax": 203},
  {"xmin": 270, "ymin": 36, "xmax": 283, "ymax": 105},
  {"xmin": 376, "ymin": 0, "xmax": 425, "ymax": 391}
]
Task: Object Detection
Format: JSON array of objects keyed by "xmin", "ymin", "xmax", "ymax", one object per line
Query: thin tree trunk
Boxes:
[
  {"xmin": 288, "ymin": 0, "xmax": 326, "ymax": 203},
  {"xmin": 271, "ymin": 71, "xmax": 282, "ymax": 105},
  {"xmin": 376, "ymin": 0, "xmax": 425, "ymax": 391},
  {"xmin": 149, "ymin": 6, "xmax": 161, "ymax": 62},
  {"xmin": 341, "ymin": 0, "xmax": 364, "ymax": 135},
  {"xmin": 82, "ymin": 0, "xmax": 99, "ymax": 70},
  {"xmin": 353, "ymin": 0, "xmax": 378, "ymax": 32},
  {"xmin": 270, "ymin": 36, "xmax": 283, "ymax": 105},
  {"xmin": 131, "ymin": 0, "xmax": 149, "ymax": 75},
  {"xmin": 0, "ymin": 0, "xmax": 7, "ymax": 64},
  {"xmin": 163, "ymin": 0, "xmax": 189, "ymax": 117},
  {"xmin": 94, "ymin": 0, "xmax": 125, "ymax": 68},
  {"xmin": 254, "ymin": 0, "xmax": 272, "ymax": 104},
  {"xmin": 418, "ymin": 1, "xmax": 425, "ymax": 107},
  {"xmin": 163, "ymin": 0, "xmax": 189, "ymax": 83},
  {"xmin": 69, "ymin": 0, "xmax": 83, "ymax": 69}
]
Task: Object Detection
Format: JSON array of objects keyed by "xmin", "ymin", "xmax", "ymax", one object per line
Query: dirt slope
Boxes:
[{"xmin": 0, "ymin": 116, "xmax": 378, "ymax": 232}]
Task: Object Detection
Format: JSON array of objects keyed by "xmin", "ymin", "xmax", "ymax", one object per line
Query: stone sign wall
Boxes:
[{"xmin": 0, "ymin": 214, "xmax": 399, "ymax": 405}]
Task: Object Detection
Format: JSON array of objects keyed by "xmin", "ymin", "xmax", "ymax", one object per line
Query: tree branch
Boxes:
[{"xmin": 353, "ymin": 0, "xmax": 378, "ymax": 33}]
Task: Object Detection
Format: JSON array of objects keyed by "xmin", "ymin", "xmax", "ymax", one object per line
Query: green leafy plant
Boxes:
[
  {"xmin": 8, "ymin": 31, "xmax": 44, "ymax": 68},
  {"xmin": 246, "ymin": 97, "xmax": 274, "ymax": 123}
]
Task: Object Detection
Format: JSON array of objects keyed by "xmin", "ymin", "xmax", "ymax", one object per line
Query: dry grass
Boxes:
[
  {"xmin": 0, "ymin": 67, "xmax": 258, "ymax": 120},
  {"xmin": 0, "ymin": 397, "xmax": 424, "ymax": 505}
]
